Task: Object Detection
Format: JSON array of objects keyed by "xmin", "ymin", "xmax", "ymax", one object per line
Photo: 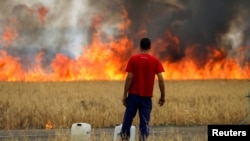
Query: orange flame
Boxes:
[
  {"xmin": 37, "ymin": 6, "xmax": 49, "ymax": 23},
  {"xmin": 0, "ymin": 26, "xmax": 18, "ymax": 47},
  {"xmin": 51, "ymin": 34, "xmax": 134, "ymax": 81},
  {"xmin": 45, "ymin": 119, "xmax": 54, "ymax": 130},
  {"xmin": 0, "ymin": 8, "xmax": 249, "ymax": 81},
  {"xmin": 153, "ymin": 31, "xmax": 250, "ymax": 79},
  {"xmin": 0, "ymin": 51, "xmax": 24, "ymax": 81}
]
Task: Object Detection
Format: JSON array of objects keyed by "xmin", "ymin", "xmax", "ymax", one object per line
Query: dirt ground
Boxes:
[{"xmin": 0, "ymin": 126, "xmax": 207, "ymax": 141}]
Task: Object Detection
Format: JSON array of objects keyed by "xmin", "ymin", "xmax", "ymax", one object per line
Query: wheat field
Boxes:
[{"xmin": 0, "ymin": 80, "xmax": 250, "ymax": 130}]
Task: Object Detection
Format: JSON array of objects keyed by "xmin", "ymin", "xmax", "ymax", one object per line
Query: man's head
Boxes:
[{"xmin": 140, "ymin": 38, "xmax": 151, "ymax": 50}]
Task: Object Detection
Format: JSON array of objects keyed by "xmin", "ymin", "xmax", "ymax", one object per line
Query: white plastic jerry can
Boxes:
[
  {"xmin": 71, "ymin": 123, "xmax": 91, "ymax": 141},
  {"xmin": 113, "ymin": 124, "xmax": 136, "ymax": 141}
]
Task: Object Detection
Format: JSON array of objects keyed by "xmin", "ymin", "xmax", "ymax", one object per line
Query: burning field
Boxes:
[
  {"xmin": 0, "ymin": 0, "xmax": 250, "ymax": 81},
  {"xmin": 0, "ymin": 0, "xmax": 250, "ymax": 134}
]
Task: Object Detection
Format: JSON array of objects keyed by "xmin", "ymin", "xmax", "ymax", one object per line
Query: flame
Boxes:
[
  {"xmin": 45, "ymin": 119, "xmax": 54, "ymax": 130},
  {"xmin": 0, "ymin": 25, "xmax": 18, "ymax": 48},
  {"xmin": 0, "ymin": 7, "xmax": 249, "ymax": 81},
  {"xmin": 0, "ymin": 51, "xmax": 24, "ymax": 81},
  {"xmin": 37, "ymin": 6, "xmax": 49, "ymax": 23},
  {"xmin": 153, "ymin": 31, "xmax": 250, "ymax": 79},
  {"xmin": 51, "ymin": 34, "xmax": 134, "ymax": 81}
]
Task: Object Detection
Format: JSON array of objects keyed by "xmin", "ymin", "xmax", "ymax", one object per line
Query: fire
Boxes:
[
  {"xmin": 0, "ymin": 6, "xmax": 249, "ymax": 81},
  {"xmin": 0, "ymin": 51, "xmax": 24, "ymax": 81},
  {"xmin": 37, "ymin": 6, "xmax": 49, "ymax": 23},
  {"xmin": 51, "ymin": 34, "xmax": 134, "ymax": 81},
  {"xmin": 45, "ymin": 119, "xmax": 54, "ymax": 130},
  {"xmin": 0, "ymin": 25, "xmax": 18, "ymax": 48},
  {"xmin": 152, "ymin": 31, "xmax": 250, "ymax": 80}
]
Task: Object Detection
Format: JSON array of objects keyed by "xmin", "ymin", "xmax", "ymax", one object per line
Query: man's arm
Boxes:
[
  {"xmin": 122, "ymin": 72, "xmax": 133, "ymax": 106},
  {"xmin": 157, "ymin": 73, "xmax": 165, "ymax": 106}
]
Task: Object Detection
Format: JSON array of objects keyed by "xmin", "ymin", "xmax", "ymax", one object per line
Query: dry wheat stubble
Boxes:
[{"xmin": 0, "ymin": 80, "xmax": 249, "ymax": 130}]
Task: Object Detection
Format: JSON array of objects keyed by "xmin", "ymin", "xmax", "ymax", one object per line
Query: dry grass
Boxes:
[{"xmin": 0, "ymin": 80, "xmax": 250, "ymax": 130}]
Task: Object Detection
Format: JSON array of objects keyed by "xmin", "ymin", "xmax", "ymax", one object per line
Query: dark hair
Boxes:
[{"xmin": 140, "ymin": 38, "xmax": 151, "ymax": 50}]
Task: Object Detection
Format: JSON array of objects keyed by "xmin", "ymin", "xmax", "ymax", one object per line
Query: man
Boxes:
[{"xmin": 120, "ymin": 37, "xmax": 166, "ymax": 141}]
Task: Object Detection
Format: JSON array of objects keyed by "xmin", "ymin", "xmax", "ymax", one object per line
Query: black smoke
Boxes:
[{"xmin": 122, "ymin": 0, "xmax": 250, "ymax": 66}]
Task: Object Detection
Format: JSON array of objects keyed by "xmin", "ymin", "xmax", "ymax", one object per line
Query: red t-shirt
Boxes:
[{"xmin": 125, "ymin": 53, "xmax": 165, "ymax": 97}]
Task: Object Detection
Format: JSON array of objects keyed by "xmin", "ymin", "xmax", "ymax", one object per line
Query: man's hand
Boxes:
[
  {"xmin": 158, "ymin": 96, "xmax": 165, "ymax": 106},
  {"xmin": 122, "ymin": 72, "xmax": 132, "ymax": 107},
  {"xmin": 156, "ymin": 73, "xmax": 165, "ymax": 106},
  {"xmin": 122, "ymin": 96, "xmax": 127, "ymax": 107}
]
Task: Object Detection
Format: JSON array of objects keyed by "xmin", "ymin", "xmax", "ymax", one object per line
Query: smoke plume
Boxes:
[{"xmin": 0, "ymin": 0, "xmax": 250, "ymax": 70}]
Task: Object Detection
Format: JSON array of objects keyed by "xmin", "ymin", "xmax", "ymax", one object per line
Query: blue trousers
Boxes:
[{"xmin": 120, "ymin": 94, "xmax": 152, "ymax": 140}]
